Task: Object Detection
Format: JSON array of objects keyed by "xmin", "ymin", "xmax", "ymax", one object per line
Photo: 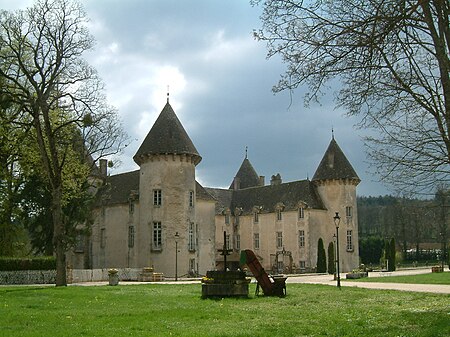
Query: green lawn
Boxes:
[
  {"xmin": 352, "ymin": 271, "xmax": 450, "ymax": 285},
  {"xmin": 0, "ymin": 283, "xmax": 449, "ymax": 337}
]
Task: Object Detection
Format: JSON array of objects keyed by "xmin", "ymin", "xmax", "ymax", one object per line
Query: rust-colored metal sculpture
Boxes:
[{"xmin": 240, "ymin": 249, "xmax": 286, "ymax": 297}]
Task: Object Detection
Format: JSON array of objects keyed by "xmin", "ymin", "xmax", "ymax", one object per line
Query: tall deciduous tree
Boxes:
[
  {"xmin": 0, "ymin": 0, "xmax": 127, "ymax": 285},
  {"xmin": 253, "ymin": 0, "xmax": 450, "ymax": 194}
]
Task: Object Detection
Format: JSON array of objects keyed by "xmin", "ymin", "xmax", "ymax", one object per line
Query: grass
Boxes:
[
  {"xmin": 351, "ymin": 271, "xmax": 450, "ymax": 285},
  {"xmin": 1, "ymin": 283, "xmax": 449, "ymax": 337}
]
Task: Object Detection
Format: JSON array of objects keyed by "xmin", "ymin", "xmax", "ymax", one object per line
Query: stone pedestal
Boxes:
[{"xmin": 201, "ymin": 270, "xmax": 249, "ymax": 298}]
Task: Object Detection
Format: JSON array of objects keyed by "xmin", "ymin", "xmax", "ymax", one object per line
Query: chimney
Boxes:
[
  {"xmin": 270, "ymin": 173, "xmax": 282, "ymax": 186},
  {"xmin": 259, "ymin": 176, "xmax": 265, "ymax": 186},
  {"xmin": 99, "ymin": 159, "xmax": 108, "ymax": 177}
]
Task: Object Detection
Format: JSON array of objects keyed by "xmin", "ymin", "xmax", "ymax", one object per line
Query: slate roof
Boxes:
[
  {"xmin": 229, "ymin": 158, "xmax": 261, "ymax": 189},
  {"xmin": 133, "ymin": 102, "xmax": 201, "ymax": 165},
  {"xmin": 204, "ymin": 188, "xmax": 234, "ymax": 214},
  {"xmin": 99, "ymin": 170, "xmax": 140, "ymax": 205},
  {"xmin": 231, "ymin": 180, "xmax": 325, "ymax": 214},
  {"xmin": 312, "ymin": 138, "xmax": 360, "ymax": 183},
  {"xmin": 97, "ymin": 170, "xmax": 213, "ymax": 206},
  {"xmin": 206, "ymin": 180, "xmax": 325, "ymax": 215}
]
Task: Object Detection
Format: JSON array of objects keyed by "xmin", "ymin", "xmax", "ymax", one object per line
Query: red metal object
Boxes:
[{"xmin": 240, "ymin": 249, "xmax": 286, "ymax": 297}]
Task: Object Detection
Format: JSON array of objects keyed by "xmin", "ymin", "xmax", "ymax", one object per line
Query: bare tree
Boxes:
[
  {"xmin": 252, "ymin": 0, "xmax": 450, "ymax": 195},
  {"xmin": 0, "ymin": 0, "xmax": 127, "ymax": 285}
]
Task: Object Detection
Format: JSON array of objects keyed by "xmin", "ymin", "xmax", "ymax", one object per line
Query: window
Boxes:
[
  {"xmin": 346, "ymin": 230, "xmax": 353, "ymax": 251},
  {"xmin": 153, "ymin": 190, "xmax": 162, "ymax": 206},
  {"xmin": 346, "ymin": 206, "xmax": 353, "ymax": 218},
  {"xmin": 128, "ymin": 226, "xmax": 135, "ymax": 248},
  {"xmin": 298, "ymin": 207, "xmax": 304, "ymax": 219},
  {"xmin": 235, "ymin": 214, "xmax": 240, "ymax": 225},
  {"xmin": 236, "ymin": 234, "xmax": 240, "ymax": 251},
  {"xmin": 253, "ymin": 233, "xmax": 260, "ymax": 249},
  {"xmin": 129, "ymin": 201, "xmax": 134, "ymax": 214},
  {"xmin": 189, "ymin": 191, "xmax": 194, "ymax": 207},
  {"xmin": 225, "ymin": 234, "xmax": 231, "ymax": 250},
  {"xmin": 276, "ymin": 231, "xmax": 283, "ymax": 249},
  {"xmin": 253, "ymin": 211, "xmax": 259, "ymax": 223},
  {"xmin": 75, "ymin": 232, "xmax": 84, "ymax": 253},
  {"xmin": 152, "ymin": 222, "xmax": 162, "ymax": 250},
  {"xmin": 100, "ymin": 228, "xmax": 106, "ymax": 248},
  {"xmin": 188, "ymin": 222, "xmax": 195, "ymax": 251},
  {"xmin": 225, "ymin": 213, "xmax": 230, "ymax": 225},
  {"xmin": 276, "ymin": 209, "xmax": 282, "ymax": 221},
  {"xmin": 298, "ymin": 230, "xmax": 305, "ymax": 247},
  {"xmin": 299, "ymin": 261, "xmax": 306, "ymax": 270}
]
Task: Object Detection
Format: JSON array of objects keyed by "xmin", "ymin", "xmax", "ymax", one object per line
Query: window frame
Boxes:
[
  {"xmin": 153, "ymin": 189, "xmax": 162, "ymax": 206},
  {"xmin": 298, "ymin": 230, "xmax": 305, "ymax": 248},
  {"xmin": 253, "ymin": 233, "xmax": 260, "ymax": 250},
  {"xmin": 152, "ymin": 221, "xmax": 162, "ymax": 250},
  {"xmin": 346, "ymin": 229, "xmax": 353, "ymax": 251},
  {"xmin": 276, "ymin": 231, "xmax": 283, "ymax": 249}
]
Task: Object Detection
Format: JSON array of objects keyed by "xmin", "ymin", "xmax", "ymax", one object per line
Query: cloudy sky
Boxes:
[{"xmin": 1, "ymin": 0, "xmax": 391, "ymax": 196}]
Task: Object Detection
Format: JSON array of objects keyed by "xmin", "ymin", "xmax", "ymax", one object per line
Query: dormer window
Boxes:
[
  {"xmin": 275, "ymin": 203, "xmax": 285, "ymax": 221},
  {"xmin": 253, "ymin": 206, "xmax": 261, "ymax": 224},
  {"xmin": 298, "ymin": 207, "xmax": 304, "ymax": 219}
]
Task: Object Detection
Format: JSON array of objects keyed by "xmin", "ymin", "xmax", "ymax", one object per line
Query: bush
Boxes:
[
  {"xmin": 317, "ymin": 238, "xmax": 327, "ymax": 273},
  {"xmin": 327, "ymin": 242, "xmax": 335, "ymax": 275},
  {"xmin": 0, "ymin": 256, "xmax": 56, "ymax": 271}
]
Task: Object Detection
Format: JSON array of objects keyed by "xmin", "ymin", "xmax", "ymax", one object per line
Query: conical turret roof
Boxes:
[
  {"xmin": 229, "ymin": 157, "xmax": 261, "ymax": 189},
  {"xmin": 312, "ymin": 137, "xmax": 360, "ymax": 183},
  {"xmin": 133, "ymin": 102, "xmax": 201, "ymax": 165}
]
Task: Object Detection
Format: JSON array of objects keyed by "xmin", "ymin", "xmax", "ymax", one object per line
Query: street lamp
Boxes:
[
  {"xmin": 175, "ymin": 231, "xmax": 179, "ymax": 281},
  {"xmin": 334, "ymin": 212, "xmax": 341, "ymax": 288}
]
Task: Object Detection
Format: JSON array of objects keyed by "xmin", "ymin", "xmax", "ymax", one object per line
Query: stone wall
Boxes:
[
  {"xmin": 0, "ymin": 270, "xmax": 56, "ymax": 285},
  {"xmin": 0, "ymin": 268, "xmax": 142, "ymax": 285}
]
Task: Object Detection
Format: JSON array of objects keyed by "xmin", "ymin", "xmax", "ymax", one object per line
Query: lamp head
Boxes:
[
  {"xmin": 333, "ymin": 212, "xmax": 341, "ymax": 228},
  {"xmin": 175, "ymin": 231, "xmax": 180, "ymax": 240}
]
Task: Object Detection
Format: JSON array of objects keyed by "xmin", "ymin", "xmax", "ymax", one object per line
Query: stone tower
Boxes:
[
  {"xmin": 133, "ymin": 101, "xmax": 201, "ymax": 277},
  {"xmin": 312, "ymin": 136, "xmax": 360, "ymax": 272}
]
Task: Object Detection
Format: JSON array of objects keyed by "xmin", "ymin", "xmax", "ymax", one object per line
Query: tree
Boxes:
[
  {"xmin": 316, "ymin": 238, "xmax": 327, "ymax": 273},
  {"xmin": 359, "ymin": 236, "xmax": 384, "ymax": 265},
  {"xmin": 0, "ymin": 0, "xmax": 127, "ymax": 285},
  {"xmin": 253, "ymin": 0, "xmax": 450, "ymax": 195},
  {"xmin": 390, "ymin": 237, "xmax": 396, "ymax": 271},
  {"xmin": 327, "ymin": 241, "xmax": 335, "ymax": 275}
]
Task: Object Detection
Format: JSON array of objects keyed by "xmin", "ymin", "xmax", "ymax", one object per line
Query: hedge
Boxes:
[{"xmin": 0, "ymin": 257, "xmax": 56, "ymax": 271}]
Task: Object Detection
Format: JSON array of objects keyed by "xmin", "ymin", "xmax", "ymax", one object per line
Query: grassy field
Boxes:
[
  {"xmin": 352, "ymin": 271, "xmax": 450, "ymax": 285},
  {"xmin": 1, "ymin": 283, "xmax": 449, "ymax": 337}
]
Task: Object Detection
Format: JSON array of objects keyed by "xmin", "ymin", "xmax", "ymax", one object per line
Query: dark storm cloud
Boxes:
[{"xmin": 0, "ymin": 0, "xmax": 389, "ymax": 196}]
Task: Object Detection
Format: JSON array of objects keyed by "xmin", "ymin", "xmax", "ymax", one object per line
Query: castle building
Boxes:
[{"xmin": 71, "ymin": 100, "xmax": 360, "ymax": 276}]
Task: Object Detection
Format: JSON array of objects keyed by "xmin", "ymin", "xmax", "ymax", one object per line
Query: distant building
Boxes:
[{"xmin": 69, "ymin": 101, "xmax": 360, "ymax": 276}]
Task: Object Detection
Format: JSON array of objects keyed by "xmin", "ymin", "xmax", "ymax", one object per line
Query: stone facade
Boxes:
[{"xmin": 68, "ymin": 101, "xmax": 360, "ymax": 276}]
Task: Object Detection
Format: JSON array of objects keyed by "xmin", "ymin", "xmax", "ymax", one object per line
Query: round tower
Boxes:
[
  {"xmin": 312, "ymin": 136, "xmax": 360, "ymax": 272},
  {"xmin": 133, "ymin": 101, "xmax": 201, "ymax": 277}
]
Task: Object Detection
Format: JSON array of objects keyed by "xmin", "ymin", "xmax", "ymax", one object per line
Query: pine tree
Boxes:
[
  {"xmin": 317, "ymin": 238, "xmax": 327, "ymax": 273},
  {"xmin": 327, "ymin": 242, "xmax": 335, "ymax": 275}
]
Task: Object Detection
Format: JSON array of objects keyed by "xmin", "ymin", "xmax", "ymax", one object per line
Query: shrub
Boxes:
[
  {"xmin": 0, "ymin": 256, "xmax": 56, "ymax": 271},
  {"xmin": 327, "ymin": 242, "xmax": 335, "ymax": 275},
  {"xmin": 317, "ymin": 238, "xmax": 327, "ymax": 273}
]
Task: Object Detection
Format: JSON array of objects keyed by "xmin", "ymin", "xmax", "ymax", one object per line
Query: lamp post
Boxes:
[
  {"xmin": 334, "ymin": 212, "xmax": 341, "ymax": 288},
  {"xmin": 175, "ymin": 231, "xmax": 179, "ymax": 281}
]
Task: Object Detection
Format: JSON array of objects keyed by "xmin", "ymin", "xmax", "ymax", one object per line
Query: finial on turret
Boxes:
[
  {"xmin": 245, "ymin": 146, "xmax": 248, "ymax": 159},
  {"xmin": 167, "ymin": 85, "xmax": 170, "ymax": 103},
  {"xmin": 331, "ymin": 126, "xmax": 334, "ymax": 140}
]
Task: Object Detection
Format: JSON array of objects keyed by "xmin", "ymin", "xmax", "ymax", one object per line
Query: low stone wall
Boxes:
[
  {"xmin": 0, "ymin": 268, "xmax": 141, "ymax": 285},
  {"xmin": 0, "ymin": 270, "xmax": 56, "ymax": 285},
  {"xmin": 69, "ymin": 268, "xmax": 141, "ymax": 283}
]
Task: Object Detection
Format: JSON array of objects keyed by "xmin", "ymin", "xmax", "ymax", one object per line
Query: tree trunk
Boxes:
[{"xmin": 52, "ymin": 185, "xmax": 67, "ymax": 286}]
